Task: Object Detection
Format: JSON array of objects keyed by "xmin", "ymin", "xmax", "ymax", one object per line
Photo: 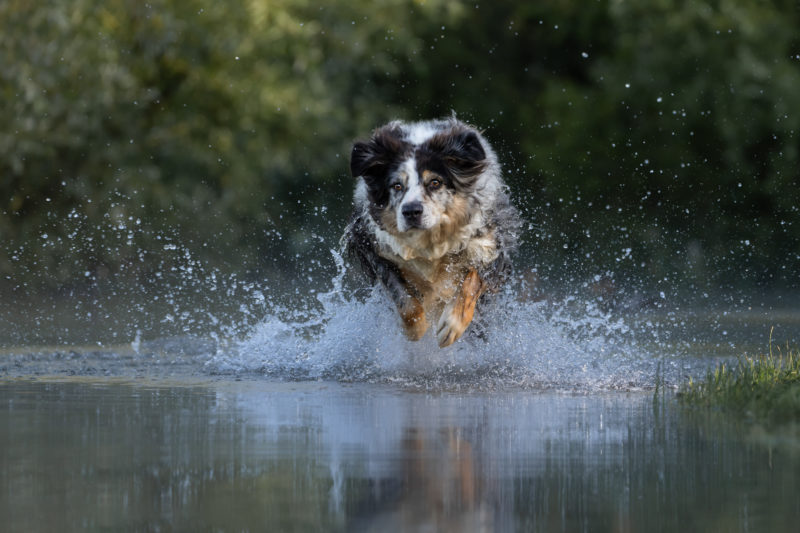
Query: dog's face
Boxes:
[{"xmin": 351, "ymin": 122, "xmax": 488, "ymax": 235}]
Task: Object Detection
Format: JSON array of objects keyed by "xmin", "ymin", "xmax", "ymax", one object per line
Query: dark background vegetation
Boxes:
[{"xmin": 2, "ymin": 0, "xmax": 799, "ymax": 306}]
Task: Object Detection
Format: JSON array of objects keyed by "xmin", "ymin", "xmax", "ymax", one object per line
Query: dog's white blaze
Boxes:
[{"xmin": 396, "ymin": 157, "xmax": 430, "ymax": 232}]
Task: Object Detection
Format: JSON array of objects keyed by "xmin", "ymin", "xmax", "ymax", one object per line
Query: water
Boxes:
[
  {"xmin": 3, "ymin": 252, "xmax": 800, "ymax": 531},
  {"xmin": 1, "ymin": 287, "xmax": 708, "ymax": 390},
  {"xmin": 1, "ymin": 379, "xmax": 798, "ymax": 532}
]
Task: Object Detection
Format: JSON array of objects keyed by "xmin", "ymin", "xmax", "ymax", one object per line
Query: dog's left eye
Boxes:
[
  {"xmin": 392, "ymin": 183, "xmax": 404, "ymax": 192},
  {"xmin": 429, "ymin": 179, "xmax": 442, "ymax": 190}
]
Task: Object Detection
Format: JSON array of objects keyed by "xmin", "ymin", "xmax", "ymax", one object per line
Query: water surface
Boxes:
[
  {"xmin": 3, "ymin": 276, "xmax": 800, "ymax": 531},
  {"xmin": 2, "ymin": 378, "xmax": 798, "ymax": 532}
]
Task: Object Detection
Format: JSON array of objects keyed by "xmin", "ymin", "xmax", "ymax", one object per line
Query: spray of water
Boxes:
[
  {"xmin": 3, "ymin": 211, "xmax": 709, "ymax": 389},
  {"xmin": 205, "ymin": 248, "xmax": 692, "ymax": 390}
]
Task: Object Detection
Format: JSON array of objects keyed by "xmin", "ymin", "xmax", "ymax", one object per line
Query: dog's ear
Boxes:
[
  {"xmin": 350, "ymin": 126, "xmax": 407, "ymax": 179},
  {"xmin": 350, "ymin": 141, "xmax": 377, "ymax": 179},
  {"xmin": 426, "ymin": 129, "xmax": 487, "ymax": 184},
  {"xmin": 451, "ymin": 130, "xmax": 486, "ymax": 164},
  {"xmin": 443, "ymin": 129, "xmax": 487, "ymax": 177}
]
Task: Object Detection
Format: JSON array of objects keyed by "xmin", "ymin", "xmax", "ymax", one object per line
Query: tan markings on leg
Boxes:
[
  {"xmin": 436, "ymin": 269, "xmax": 486, "ymax": 348},
  {"xmin": 399, "ymin": 296, "xmax": 429, "ymax": 341}
]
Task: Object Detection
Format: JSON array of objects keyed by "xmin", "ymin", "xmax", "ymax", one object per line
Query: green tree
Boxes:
[{"xmin": 2, "ymin": 0, "xmax": 799, "ymax": 295}]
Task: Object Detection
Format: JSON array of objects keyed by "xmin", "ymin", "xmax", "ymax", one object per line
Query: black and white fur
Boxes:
[{"xmin": 344, "ymin": 117, "xmax": 520, "ymax": 347}]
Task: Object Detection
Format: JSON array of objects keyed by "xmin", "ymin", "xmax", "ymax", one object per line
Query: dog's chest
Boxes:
[
  {"xmin": 381, "ymin": 244, "xmax": 491, "ymax": 305},
  {"xmin": 399, "ymin": 256, "xmax": 462, "ymax": 303},
  {"xmin": 371, "ymin": 216, "xmax": 500, "ymax": 304}
]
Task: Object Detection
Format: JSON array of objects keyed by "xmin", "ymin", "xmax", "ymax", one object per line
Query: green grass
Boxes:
[{"xmin": 680, "ymin": 331, "xmax": 800, "ymax": 424}]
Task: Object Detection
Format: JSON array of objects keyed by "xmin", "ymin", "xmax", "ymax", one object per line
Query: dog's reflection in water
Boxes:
[{"xmin": 354, "ymin": 427, "xmax": 496, "ymax": 533}]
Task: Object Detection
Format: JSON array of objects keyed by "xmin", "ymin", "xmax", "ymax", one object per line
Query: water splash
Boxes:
[
  {"xmin": 206, "ymin": 250, "xmax": 691, "ymax": 390},
  {"xmin": 2, "ymin": 235, "xmax": 715, "ymax": 390}
]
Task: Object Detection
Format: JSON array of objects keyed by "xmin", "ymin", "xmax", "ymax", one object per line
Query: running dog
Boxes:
[{"xmin": 344, "ymin": 118, "xmax": 520, "ymax": 347}]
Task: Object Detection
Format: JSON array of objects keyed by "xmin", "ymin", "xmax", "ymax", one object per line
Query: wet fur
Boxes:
[{"xmin": 344, "ymin": 118, "xmax": 520, "ymax": 347}]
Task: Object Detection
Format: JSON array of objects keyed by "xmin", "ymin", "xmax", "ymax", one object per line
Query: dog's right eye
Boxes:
[{"xmin": 392, "ymin": 183, "xmax": 404, "ymax": 192}]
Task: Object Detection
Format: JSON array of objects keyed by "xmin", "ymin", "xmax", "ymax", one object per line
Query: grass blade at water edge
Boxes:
[{"xmin": 679, "ymin": 335, "xmax": 800, "ymax": 424}]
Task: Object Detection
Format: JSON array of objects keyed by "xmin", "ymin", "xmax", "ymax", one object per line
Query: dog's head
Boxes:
[{"xmin": 351, "ymin": 119, "xmax": 490, "ymax": 234}]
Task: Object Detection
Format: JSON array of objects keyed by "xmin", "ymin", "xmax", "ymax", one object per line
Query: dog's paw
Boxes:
[
  {"xmin": 400, "ymin": 297, "xmax": 429, "ymax": 341},
  {"xmin": 436, "ymin": 270, "xmax": 485, "ymax": 348},
  {"xmin": 436, "ymin": 301, "xmax": 468, "ymax": 348}
]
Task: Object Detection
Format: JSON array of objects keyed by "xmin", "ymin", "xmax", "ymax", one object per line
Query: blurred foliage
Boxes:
[{"xmin": 1, "ymin": 0, "xmax": 799, "ymax": 294}]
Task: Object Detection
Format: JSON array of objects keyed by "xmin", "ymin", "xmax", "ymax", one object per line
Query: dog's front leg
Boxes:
[
  {"xmin": 375, "ymin": 262, "xmax": 429, "ymax": 341},
  {"xmin": 436, "ymin": 269, "xmax": 486, "ymax": 348},
  {"xmin": 396, "ymin": 291, "xmax": 429, "ymax": 341}
]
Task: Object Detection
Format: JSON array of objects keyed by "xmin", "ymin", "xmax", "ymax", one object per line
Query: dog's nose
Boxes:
[{"xmin": 402, "ymin": 202, "xmax": 424, "ymax": 226}]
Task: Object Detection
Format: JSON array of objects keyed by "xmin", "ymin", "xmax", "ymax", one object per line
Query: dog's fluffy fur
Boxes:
[{"xmin": 344, "ymin": 118, "xmax": 520, "ymax": 347}]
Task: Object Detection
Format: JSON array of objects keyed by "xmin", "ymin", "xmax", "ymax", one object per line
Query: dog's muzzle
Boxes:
[{"xmin": 401, "ymin": 201, "xmax": 424, "ymax": 229}]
